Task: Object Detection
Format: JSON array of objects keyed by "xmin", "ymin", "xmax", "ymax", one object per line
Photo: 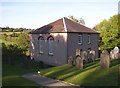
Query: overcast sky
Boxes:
[{"xmin": 0, "ymin": 0, "xmax": 119, "ymax": 29}]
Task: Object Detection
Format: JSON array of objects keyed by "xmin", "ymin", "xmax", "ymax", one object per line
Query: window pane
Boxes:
[
  {"xmin": 78, "ymin": 34, "xmax": 82, "ymax": 44},
  {"xmin": 88, "ymin": 35, "xmax": 90, "ymax": 44},
  {"xmin": 38, "ymin": 37, "xmax": 44, "ymax": 54},
  {"xmin": 48, "ymin": 37, "xmax": 54, "ymax": 55}
]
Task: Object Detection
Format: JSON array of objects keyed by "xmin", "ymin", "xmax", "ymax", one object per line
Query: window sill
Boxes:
[
  {"xmin": 49, "ymin": 53, "xmax": 53, "ymax": 56},
  {"xmin": 78, "ymin": 43, "xmax": 82, "ymax": 45},
  {"xmin": 87, "ymin": 42, "xmax": 91, "ymax": 45},
  {"xmin": 39, "ymin": 52, "xmax": 44, "ymax": 54}
]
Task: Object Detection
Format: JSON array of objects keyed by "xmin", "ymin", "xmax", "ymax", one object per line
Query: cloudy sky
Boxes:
[{"xmin": 0, "ymin": 0, "xmax": 119, "ymax": 29}]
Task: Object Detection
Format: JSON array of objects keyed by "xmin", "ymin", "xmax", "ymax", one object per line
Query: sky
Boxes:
[{"xmin": 0, "ymin": 0, "xmax": 119, "ymax": 29}]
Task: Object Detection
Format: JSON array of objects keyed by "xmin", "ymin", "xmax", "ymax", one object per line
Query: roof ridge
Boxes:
[
  {"xmin": 62, "ymin": 17, "xmax": 67, "ymax": 32},
  {"xmin": 29, "ymin": 17, "xmax": 100, "ymax": 34}
]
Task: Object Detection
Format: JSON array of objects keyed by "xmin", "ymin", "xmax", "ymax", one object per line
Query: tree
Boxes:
[
  {"xmin": 68, "ymin": 15, "xmax": 85, "ymax": 25},
  {"xmin": 95, "ymin": 14, "xmax": 120, "ymax": 50},
  {"xmin": 2, "ymin": 33, "xmax": 8, "ymax": 41},
  {"xmin": 17, "ymin": 33, "xmax": 30, "ymax": 55},
  {"xmin": 2, "ymin": 43, "xmax": 24, "ymax": 65}
]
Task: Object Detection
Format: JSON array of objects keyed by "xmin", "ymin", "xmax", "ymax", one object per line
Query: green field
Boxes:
[{"xmin": 40, "ymin": 59, "xmax": 119, "ymax": 86}]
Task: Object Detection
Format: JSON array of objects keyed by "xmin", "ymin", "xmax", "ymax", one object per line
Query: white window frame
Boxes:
[
  {"xmin": 78, "ymin": 34, "xmax": 82, "ymax": 45},
  {"xmin": 88, "ymin": 34, "xmax": 91, "ymax": 44},
  {"xmin": 48, "ymin": 36, "xmax": 54, "ymax": 55},
  {"xmin": 38, "ymin": 36, "xmax": 44, "ymax": 54}
]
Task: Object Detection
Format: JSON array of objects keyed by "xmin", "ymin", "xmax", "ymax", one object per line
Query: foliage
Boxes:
[
  {"xmin": 2, "ymin": 32, "xmax": 30, "ymax": 64},
  {"xmin": 17, "ymin": 33, "xmax": 30, "ymax": 52},
  {"xmin": 2, "ymin": 31, "xmax": 30, "ymax": 66},
  {"xmin": 1, "ymin": 33, "xmax": 8, "ymax": 41},
  {"xmin": 95, "ymin": 14, "xmax": 120, "ymax": 50},
  {"xmin": 68, "ymin": 15, "xmax": 85, "ymax": 25},
  {"xmin": 1, "ymin": 26, "xmax": 32, "ymax": 32},
  {"xmin": 2, "ymin": 43, "xmax": 24, "ymax": 65},
  {"xmin": 10, "ymin": 32, "xmax": 20, "ymax": 37},
  {"xmin": 40, "ymin": 59, "xmax": 119, "ymax": 86}
]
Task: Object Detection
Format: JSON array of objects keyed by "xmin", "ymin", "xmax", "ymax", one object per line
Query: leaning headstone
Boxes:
[
  {"xmin": 113, "ymin": 47, "xmax": 119, "ymax": 59},
  {"xmin": 90, "ymin": 50, "xmax": 96, "ymax": 61},
  {"xmin": 68, "ymin": 56, "xmax": 73, "ymax": 66},
  {"xmin": 76, "ymin": 55, "xmax": 83, "ymax": 69},
  {"xmin": 76, "ymin": 48, "xmax": 80, "ymax": 56},
  {"xmin": 100, "ymin": 50, "xmax": 110, "ymax": 68}
]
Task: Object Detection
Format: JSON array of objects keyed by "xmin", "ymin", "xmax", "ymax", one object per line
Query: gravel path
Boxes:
[{"xmin": 22, "ymin": 73, "xmax": 79, "ymax": 87}]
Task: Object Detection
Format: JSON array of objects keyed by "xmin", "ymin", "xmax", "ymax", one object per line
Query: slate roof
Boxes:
[{"xmin": 29, "ymin": 17, "xmax": 99, "ymax": 34}]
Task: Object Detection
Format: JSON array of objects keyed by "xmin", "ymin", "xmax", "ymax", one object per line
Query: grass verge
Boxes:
[{"xmin": 2, "ymin": 63, "xmax": 40, "ymax": 86}]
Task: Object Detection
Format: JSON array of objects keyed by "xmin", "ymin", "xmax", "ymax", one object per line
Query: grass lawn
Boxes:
[
  {"xmin": 40, "ymin": 59, "xmax": 119, "ymax": 86},
  {"xmin": 2, "ymin": 63, "xmax": 40, "ymax": 86}
]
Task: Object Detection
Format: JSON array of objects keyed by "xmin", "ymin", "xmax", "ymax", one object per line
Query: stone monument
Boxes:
[{"xmin": 100, "ymin": 50, "xmax": 110, "ymax": 68}]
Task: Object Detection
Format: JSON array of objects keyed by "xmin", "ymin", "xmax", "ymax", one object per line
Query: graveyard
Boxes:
[
  {"xmin": 2, "ymin": 13, "xmax": 120, "ymax": 86},
  {"xmin": 2, "ymin": 39, "xmax": 120, "ymax": 86},
  {"xmin": 38, "ymin": 47, "xmax": 119, "ymax": 86},
  {"xmin": 2, "ymin": 57, "xmax": 119, "ymax": 86},
  {"xmin": 39, "ymin": 58, "xmax": 119, "ymax": 86},
  {"xmin": 2, "ymin": 26, "xmax": 120, "ymax": 87}
]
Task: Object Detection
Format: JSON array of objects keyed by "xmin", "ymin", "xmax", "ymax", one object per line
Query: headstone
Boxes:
[
  {"xmin": 113, "ymin": 46, "xmax": 119, "ymax": 53},
  {"xmin": 68, "ymin": 56, "xmax": 73, "ymax": 66},
  {"xmin": 76, "ymin": 55, "xmax": 83, "ymax": 69},
  {"xmin": 87, "ymin": 51, "xmax": 91, "ymax": 62},
  {"xmin": 113, "ymin": 47, "xmax": 119, "ymax": 59},
  {"xmin": 81, "ymin": 51, "xmax": 88, "ymax": 63},
  {"xmin": 76, "ymin": 48, "xmax": 80, "ymax": 56},
  {"xmin": 100, "ymin": 50, "xmax": 110, "ymax": 68},
  {"xmin": 110, "ymin": 50, "xmax": 115, "ymax": 60},
  {"xmin": 90, "ymin": 50, "xmax": 96, "ymax": 61},
  {"xmin": 119, "ymin": 53, "xmax": 120, "ymax": 59}
]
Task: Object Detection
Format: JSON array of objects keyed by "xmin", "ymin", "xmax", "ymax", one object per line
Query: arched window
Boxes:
[
  {"xmin": 38, "ymin": 36, "xmax": 44, "ymax": 54},
  {"xmin": 48, "ymin": 36, "xmax": 54, "ymax": 55}
]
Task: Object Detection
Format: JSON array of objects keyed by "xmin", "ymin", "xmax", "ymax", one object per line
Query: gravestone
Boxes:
[
  {"xmin": 81, "ymin": 51, "xmax": 88, "ymax": 63},
  {"xmin": 119, "ymin": 53, "xmax": 120, "ymax": 59},
  {"xmin": 87, "ymin": 49, "xmax": 93, "ymax": 62},
  {"xmin": 110, "ymin": 50, "xmax": 115, "ymax": 60},
  {"xmin": 114, "ymin": 47, "xmax": 119, "ymax": 53},
  {"xmin": 68, "ymin": 56, "xmax": 73, "ymax": 66},
  {"xmin": 90, "ymin": 50, "xmax": 96, "ymax": 61},
  {"xmin": 100, "ymin": 50, "xmax": 110, "ymax": 68},
  {"xmin": 76, "ymin": 55, "xmax": 83, "ymax": 69},
  {"xmin": 74, "ymin": 48, "xmax": 81, "ymax": 65},
  {"xmin": 76, "ymin": 48, "xmax": 80, "ymax": 56},
  {"xmin": 113, "ymin": 47, "xmax": 119, "ymax": 59}
]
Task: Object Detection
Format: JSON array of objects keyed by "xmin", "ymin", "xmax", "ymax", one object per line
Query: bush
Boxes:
[{"xmin": 2, "ymin": 43, "xmax": 24, "ymax": 65}]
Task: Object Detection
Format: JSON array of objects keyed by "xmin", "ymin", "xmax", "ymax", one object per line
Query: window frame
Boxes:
[
  {"xmin": 78, "ymin": 34, "xmax": 83, "ymax": 45},
  {"xmin": 38, "ymin": 36, "xmax": 44, "ymax": 54},
  {"xmin": 88, "ymin": 34, "xmax": 91, "ymax": 44},
  {"xmin": 47, "ymin": 36, "xmax": 54, "ymax": 56}
]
